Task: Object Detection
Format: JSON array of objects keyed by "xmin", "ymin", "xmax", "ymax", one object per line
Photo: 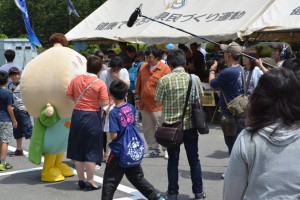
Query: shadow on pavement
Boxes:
[
  {"xmin": 179, "ymin": 169, "xmax": 224, "ymax": 181},
  {"xmin": 206, "ymin": 150, "xmax": 228, "ymax": 159}
]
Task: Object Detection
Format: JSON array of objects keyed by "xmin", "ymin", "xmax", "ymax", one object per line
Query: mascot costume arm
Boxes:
[{"xmin": 28, "ymin": 103, "xmax": 60, "ymax": 164}]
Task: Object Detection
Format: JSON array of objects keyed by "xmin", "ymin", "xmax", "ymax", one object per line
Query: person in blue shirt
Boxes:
[
  {"xmin": 0, "ymin": 70, "xmax": 18, "ymax": 171},
  {"xmin": 209, "ymin": 42, "xmax": 245, "ymax": 155},
  {"xmin": 102, "ymin": 80, "xmax": 164, "ymax": 200}
]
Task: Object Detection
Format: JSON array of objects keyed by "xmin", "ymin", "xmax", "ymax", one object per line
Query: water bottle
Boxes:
[{"xmin": 135, "ymin": 109, "xmax": 140, "ymax": 131}]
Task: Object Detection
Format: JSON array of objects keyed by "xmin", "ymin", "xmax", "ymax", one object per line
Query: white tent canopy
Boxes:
[
  {"xmin": 66, "ymin": 0, "xmax": 280, "ymax": 44},
  {"xmin": 244, "ymin": 0, "xmax": 300, "ymax": 41}
]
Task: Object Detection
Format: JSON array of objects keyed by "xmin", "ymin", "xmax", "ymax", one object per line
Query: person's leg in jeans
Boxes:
[
  {"xmin": 102, "ymin": 154, "xmax": 125, "ymax": 200},
  {"xmin": 224, "ymin": 117, "xmax": 244, "ymax": 155},
  {"xmin": 167, "ymin": 145, "xmax": 180, "ymax": 195},
  {"xmin": 183, "ymin": 128, "xmax": 203, "ymax": 194},
  {"xmin": 125, "ymin": 164, "xmax": 158, "ymax": 200}
]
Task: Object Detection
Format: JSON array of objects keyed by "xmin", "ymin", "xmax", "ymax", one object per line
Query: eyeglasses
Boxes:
[{"xmin": 145, "ymin": 55, "xmax": 154, "ymax": 59}]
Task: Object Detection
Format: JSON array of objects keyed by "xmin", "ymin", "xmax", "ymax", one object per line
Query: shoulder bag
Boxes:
[
  {"xmin": 223, "ymin": 67, "xmax": 248, "ymax": 117},
  {"xmin": 75, "ymin": 78, "xmax": 99, "ymax": 104},
  {"xmin": 155, "ymin": 75, "xmax": 192, "ymax": 148},
  {"xmin": 190, "ymin": 74, "xmax": 209, "ymax": 134}
]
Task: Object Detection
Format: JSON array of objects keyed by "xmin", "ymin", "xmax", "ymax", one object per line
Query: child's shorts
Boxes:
[
  {"xmin": 13, "ymin": 111, "xmax": 33, "ymax": 139},
  {"xmin": 0, "ymin": 122, "xmax": 13, "ymax": 143}
]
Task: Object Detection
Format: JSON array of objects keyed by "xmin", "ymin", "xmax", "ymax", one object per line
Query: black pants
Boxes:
[{"xmin": 102, "ymin": 153, "xmax": 158, "ymax": 200}]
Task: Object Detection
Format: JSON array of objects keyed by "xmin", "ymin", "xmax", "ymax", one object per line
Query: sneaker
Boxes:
[
  {"xmin": 164, "ymin": 151, "xmax": 169, "ymax": 159},
  {"xmin": 4, "ymin": 162, "xmax": 13, "ymax": 169},
  {"xmin": 144, "ymin": 150, "xmax": 160, "ymax": 158},
  {"xmin": 221, "ymin": 173, "xmax": 225, "ymax": 179},
  {"xmin": 157, "ymin": 193, "xmax": 166, "ymax": 200},
  {"xmin": 0, "ymin": 164, "xmax": 6, "ymax": 171},
  {"xmin": 195, "ymin": 191, "xmax": 206, "ymax": 200},
  {"xmin": 166, "ymin": 191, "xmax": 177, "ymax": 200},
  {"xmin": 9, "ymin": 149, "xmax": 24, "ymax": 157}
]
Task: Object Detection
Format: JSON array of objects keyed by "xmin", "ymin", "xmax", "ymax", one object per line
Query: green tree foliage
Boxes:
[{"xmin": 0, "ymin": 0, "xmax": 106, "ymax": 47}]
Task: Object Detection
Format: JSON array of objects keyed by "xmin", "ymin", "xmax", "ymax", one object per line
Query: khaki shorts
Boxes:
[{"xmin": 0, "ymin": 122, "xmax": 13, "ymax": 143}]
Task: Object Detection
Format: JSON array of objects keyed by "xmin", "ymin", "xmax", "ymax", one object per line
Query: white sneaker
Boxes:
[
  {"xmin": 144, "ymin": 150, "xmax": 160, "ymax": 158},
  {"xmin": 222, "ymin": 173, "xmax": 225, "ymax": 179},
  {"xmin": 164, "ymin": 151, "xmax": 169, "ymax": 159}
]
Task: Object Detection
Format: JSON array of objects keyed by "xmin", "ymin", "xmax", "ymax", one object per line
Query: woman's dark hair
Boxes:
[
  {"xmin": 109, "ymin": 56, "xmax": 123, "ymax": 69},
  {"xmin": 109, "ymin": 80, "xmax": 128, "ymax": 100},
  {"xmin": 282, "ymin": 58, "xmax": 300, "ymax": 81},
  {"xmin": 126, "ymin": 45, "xmax": 136, "ymax": 53},
  {"xmin": 145, "ymin": 46, "xmax": 160, "ymax": 59},
  {"xmin": 246, "ymin": 67, "xmax": 300, "ymax": 133},
  {"xmin": 94, "ymin": 50, "xmax": 104, "ymax": 59},
  {"xmin": 134, "ymin": 50, "xmax": 145, "ymax": 62},
  {"xmin": 243, "ymin": 48, "xmax": 259, "ymax": 70},
  {"xmin": 87, "ymin": 55, "xmax": 102, "ymax": 74},
  {"xmin": 166, "ymin": 49, "xmax": 186, "ymax": 68},
  {"xmin": 0, "ymin": 70, "xmax": 9, "ymax": 85}
]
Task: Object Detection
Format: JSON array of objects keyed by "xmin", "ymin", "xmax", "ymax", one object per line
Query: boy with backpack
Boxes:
[
  {"xmin": 0, "ymin": 70, "xmax": 17, "ymax": 171},
  {"xmin": 101, "ymin": 80, "xmax": 164, "ymax": 200}
]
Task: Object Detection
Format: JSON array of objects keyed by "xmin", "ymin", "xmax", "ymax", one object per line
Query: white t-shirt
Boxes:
[
  {"xmin": 0, "ymin": 63, "xmax": 23, "ymax": 73},
  {"xmin": 99, "ymin": 68, "xmax": 130, "ymax": 90}
]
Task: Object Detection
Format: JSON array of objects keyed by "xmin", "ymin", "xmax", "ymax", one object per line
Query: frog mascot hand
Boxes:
[{"xmin": 20, "ymin": 33, "xmax": 86, "ymax": 182}]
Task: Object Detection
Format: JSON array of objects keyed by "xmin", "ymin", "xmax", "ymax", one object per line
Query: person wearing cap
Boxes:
[
  {"xmin": 209, "ymin": 41, "xmax": 245, "ymax": 155},
  {"xmin": 272, "ymin": 43, "xmax": 294, "ymax": 68},
  {"xmin": 7, "ymin": 67, "xmax": 32, "ymax": 156},
  {"xmin": 0, "ymin": 50, "xmax": 23, "ymax": 73}
]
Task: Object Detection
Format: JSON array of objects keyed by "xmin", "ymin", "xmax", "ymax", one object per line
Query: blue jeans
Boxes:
[{"xmin": 167, "ymin": 128, "xmax": 203, "ymax": 195}]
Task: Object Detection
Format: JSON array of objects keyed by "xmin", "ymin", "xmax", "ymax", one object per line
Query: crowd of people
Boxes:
[{"xmin": 0, "ymin": 38, "xmax": 300, "ymax": 200}]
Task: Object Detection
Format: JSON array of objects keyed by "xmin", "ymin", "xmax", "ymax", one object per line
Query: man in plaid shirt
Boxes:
[{"xmin": 155, "ymin": 49, "xmax": 206, "ymax": 200}]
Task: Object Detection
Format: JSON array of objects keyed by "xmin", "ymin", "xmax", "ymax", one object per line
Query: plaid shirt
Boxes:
[{"xmin": 155, "ymin": 67, "xmax": 203, "ymax": 130}]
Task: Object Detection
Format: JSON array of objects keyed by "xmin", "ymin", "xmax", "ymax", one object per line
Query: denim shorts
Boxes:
[
  {"xmin": 0, "ymin": 122, "xmax": 13, "ymax": 143},
  {"xmin": 13, "ymin": 111, "xmax": 33, "ymax": 139}
]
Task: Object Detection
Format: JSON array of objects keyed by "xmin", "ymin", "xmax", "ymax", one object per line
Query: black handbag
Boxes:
[
  {"xmin": 155, "ymin": 75, "xmax": 192, "ymax": 148},
  {"xmin": 191, "ymin": 74, "xmax": 209, "ymax": 134}
]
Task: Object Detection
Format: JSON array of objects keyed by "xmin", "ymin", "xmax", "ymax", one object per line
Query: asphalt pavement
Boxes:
[{"xmin": 0, "ymin": 123, "xmax": 229, "ymax": 200}]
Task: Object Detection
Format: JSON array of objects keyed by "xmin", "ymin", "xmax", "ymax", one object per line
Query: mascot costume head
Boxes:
[{"xmin": 21, "ymin": 33, "xmax": 86, "ymax": 182}]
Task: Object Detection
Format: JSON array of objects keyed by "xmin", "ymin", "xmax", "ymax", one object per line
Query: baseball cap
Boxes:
[
  {"xmin": 8, "ymin": 67, "xmax": 21, "ymax": 75},
  {"xmin": 220, "ymin": 42, "xmax": 243, "ymax": 56}
]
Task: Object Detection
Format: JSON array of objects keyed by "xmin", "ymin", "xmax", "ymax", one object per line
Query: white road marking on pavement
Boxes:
[{"xmin": 5, "ymin": 145, "xmax": 145, "ymax": 199}]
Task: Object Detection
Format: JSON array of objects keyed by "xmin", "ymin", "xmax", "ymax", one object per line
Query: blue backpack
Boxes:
[{"xmin": 128, "ymin": 61, "xmax": 143, "ymax": 93}]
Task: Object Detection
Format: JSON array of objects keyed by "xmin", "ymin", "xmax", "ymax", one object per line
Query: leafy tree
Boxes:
[{"xmin": 0, "ymin": 0, "xmax": 106, "ymax": 47}]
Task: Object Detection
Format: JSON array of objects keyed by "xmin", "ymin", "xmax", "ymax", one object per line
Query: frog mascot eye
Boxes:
[{"xmin": 21, "ymin": 33, "xmax": 86, "ymax": 182}]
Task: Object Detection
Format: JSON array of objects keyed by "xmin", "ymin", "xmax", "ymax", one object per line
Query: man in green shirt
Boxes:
[{"xmin": 155, "ymin": 49, "xmax": 206, "ymax": 200}]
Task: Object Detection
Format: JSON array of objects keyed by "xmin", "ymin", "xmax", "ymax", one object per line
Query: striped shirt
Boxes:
[{"xmin": 155, "ymin": 67, "xmax": 203, "ymax": 130}]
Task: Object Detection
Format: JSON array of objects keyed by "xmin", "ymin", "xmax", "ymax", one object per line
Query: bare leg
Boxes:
[
  {"xmin": 16, "ymin": 138, "xmax": 22, "ymax": 150},
  {"xmin": 75, "ymin": 161, "xmax": 85, "ymax": 181},
  {"xmin": 1, "ymin": 142, "xmax": 8, "ymax": 162},
  {"xmin": 85, "ymin": 162, "xmax": 96, "ymax": 186}
]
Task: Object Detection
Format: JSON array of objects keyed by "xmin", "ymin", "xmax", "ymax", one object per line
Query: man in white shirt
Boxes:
[
  {"xmin": 99, "ymin": 56, "xmax": 130, "ymax": 90},
  {"xmin": 0, "ymin": 50, "xmax": 23, "ymax": 73}
]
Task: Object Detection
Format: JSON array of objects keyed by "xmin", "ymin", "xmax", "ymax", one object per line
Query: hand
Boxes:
[
  {"xmin": 12, "ymin": 121, "xmax": 18, "ymax": 129},
  {"xmin": 210, "ymin": 60, "xmax": 218, "ymax": 71},
  {"xmin": 110, "ymin": 71, "xmax": 120, "ymax": 80},
  {"xmin": 135, "ymin": 99, "xmax": 140, "ymax": 110},
  {"xmin": 255, "ymin": 58, "xmax": 263, "ymax": 67},
  {"xmin": 23, "ymin": 107, "xmax": 28, "ymax": 113},
  {"xmin": 45, "ymin": 103, "xmax": 54, "ymax": 117}
]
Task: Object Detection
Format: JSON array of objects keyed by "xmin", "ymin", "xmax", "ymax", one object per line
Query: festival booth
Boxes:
[{"xmin": 66, "ymin": 0, "xmax": 275, "ymax": 44}]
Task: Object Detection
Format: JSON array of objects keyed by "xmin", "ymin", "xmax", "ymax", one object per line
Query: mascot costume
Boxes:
[{"xmin": 21, "ymin": 33, "xmax": 86, "ymax": 182}]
